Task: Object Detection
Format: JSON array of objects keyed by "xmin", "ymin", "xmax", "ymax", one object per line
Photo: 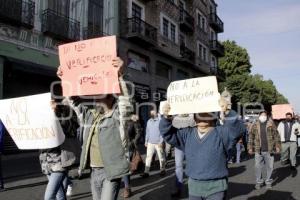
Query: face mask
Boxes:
[{"xmin": 259, "ymin": 116, "xmax": 267, "ymax": 123}]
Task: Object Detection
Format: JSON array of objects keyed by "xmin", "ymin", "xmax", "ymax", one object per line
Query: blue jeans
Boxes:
[
  {"xmin": 91, "ymin": 168, "xmax": 121, "ymax": 200},
  {"xmin": 122, "ymin": 175, "xmax": 130, "ymax": 188},
  {"xmin": 175, "ymin": 148, "xmax": 184, "ymax": 188},
  {"xmin": 236, "ymin": 143, "xmax": 243, "ymax": 163},
  {"xmin": 44, "ymin": 171, "xmax": 68, "ymax": 200}
]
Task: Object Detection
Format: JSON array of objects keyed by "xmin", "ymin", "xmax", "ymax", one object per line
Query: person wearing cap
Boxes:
[
  {"xmin": 248, "ymin": 111, "xmax": 281, "ymax": 189},
  {"xmin": 277, "ymin": 112, "xmax": 300, "ymax": 173},
  {"xmin": 159, "ymin": 100, "xmax": 245, "ymax": 200}
]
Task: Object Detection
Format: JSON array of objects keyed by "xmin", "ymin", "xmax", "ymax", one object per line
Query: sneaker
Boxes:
[
  {"xmin": 140, "ymin": 173, "xmax": 149, "ymax": 178},
  {"xmin": 66, "ymin": 185, "xmax": 73, "ymax": 196},
  {"xmin": 266, "ymin": 184, "xmax": 272, "ymax": 189},
  {"xmin": 160, "ymin": 170, "xmax": 166, "ymax": 177},
  {"xmin": 255, "ymin": 183, "xmax": 262, "ymax": 190},
  {"xmin": 291, "ymin": 166, "xmax": 297, "ymax": 177},
  {"xmin": 122, "ymin": 187, "xmax": 131, "ymax": 198}
]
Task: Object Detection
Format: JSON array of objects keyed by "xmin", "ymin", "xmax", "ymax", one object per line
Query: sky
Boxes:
[{"xmin": 215, "ymin": 0, "xmax": 300, "ymax": 114}]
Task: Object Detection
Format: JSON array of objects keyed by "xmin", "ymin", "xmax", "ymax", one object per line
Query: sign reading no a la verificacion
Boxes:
[
  {"xmin": 0, "ymin": 93, "xmax": 65, "ymax": 150},
  {"xmin": 167, "ymin": 76, "xmax": 221, "ymax": 115}
]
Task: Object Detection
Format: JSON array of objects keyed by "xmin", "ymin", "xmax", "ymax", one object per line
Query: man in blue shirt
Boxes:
[
  {"xmin": 160, "ymin": 102, "xmax": 245, "ymax": 200},
  {"xmin": 140, "ymin": 110, "xmax": 166, "ymax": 178}
]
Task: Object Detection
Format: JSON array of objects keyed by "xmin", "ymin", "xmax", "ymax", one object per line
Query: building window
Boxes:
[
  {"xmin": 171, "ymin": 24, "xmax": 176, "ymax": 42},
  {"xmin": 160, "ymin": 14, "xmax": 178, "ymax": 43},
  {"xmin": 176, "ymin": 69, "xmax": 189, "ymax": 80},
  {"xmin": 163, "ymin": 18, "xmax": 169, "ymax": 37},
  {"xmin": 211, "ymin": 55, "xmax": 217, "ymax": 68},
  {"xmin": 48, "ymin": 0, "xmax": 70, "ymax": 16},
  {"xmin": 179, "ymin": 34, "xmax": 186, "ymax": 46},
  {"xmin": 156, "ymin": 61, "xmax": 171, "ymax": 79},
  {"xmin": 127, "ymin": 51, "xmax": 149, "ymax": 72},
  {"xmin": 198, "ymin": 42, "xmax": 208, "ymax": 62},
  {"xmin": 129, "ymin": 0, "xmax": 145, "ymax": 20},
  {"xmin": 196, "ymin": 10, "xmax": 207, "ymax": 32},
  {"xmin": 87, "ymin": 0, "xmax": 104, "ymax": 36},
  {"xmin": 210, "ymin": 29, "xmax": 216, "ymax": 40},
  {"xmin": 132, "ymin": 2, "xmax": 142, "ymax": 18}
]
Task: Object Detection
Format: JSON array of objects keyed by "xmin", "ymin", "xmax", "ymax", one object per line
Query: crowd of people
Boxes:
[{"xmin": 0, "ymin": 58, "xmax": 299, "ymax": 200}]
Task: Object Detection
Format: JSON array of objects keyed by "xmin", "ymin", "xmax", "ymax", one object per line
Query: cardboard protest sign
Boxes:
[
  {"xmin": 58, "ymin": 36, "xmax": 120, "ymax": 96},
  {"xmin": 167, "ymin": 76, "xmax": 221, "ymax": 115},
  {"xmin": 272, "ymin": 104, "xmax": 294, "ymax": 120},
  {"xmin": 0, "ymin": 93, "xmax": 65, "ymax": 149}
]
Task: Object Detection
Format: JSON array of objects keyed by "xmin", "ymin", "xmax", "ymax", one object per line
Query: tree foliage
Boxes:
[
  {"xmin": 219, "ymin": 41, "xmax": 252, "ymax": 77},
  {"xmin": 219, "ymin": 40, "xmax": 288, "ymax": 112}
]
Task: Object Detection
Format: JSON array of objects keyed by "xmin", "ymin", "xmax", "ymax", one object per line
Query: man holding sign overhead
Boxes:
[
  {"xmin": 58, "ymin": 36, "xmax": 132, "ymax": 200},
  {"xmin": 159, "ymin": 76, "xmax": 246, "ymax": 200}
]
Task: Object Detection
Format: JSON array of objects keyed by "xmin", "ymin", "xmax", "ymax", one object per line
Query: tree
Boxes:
[
  {"xmin": 219, "ymin": 40, "xmax": 252, "ymax": 77},
  {"xmin": 219, "ymin": 40, "xmax": 289, "ymax": 111}
]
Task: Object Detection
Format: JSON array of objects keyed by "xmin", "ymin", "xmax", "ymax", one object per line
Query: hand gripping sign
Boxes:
[
  {"xmin": 166, "ymin": 76, "xmax": 221, "ymax": 115},
  {"xmin": 0, "ymin": 93, "xmax": 65, "ymax": 150},
  {"xmin": 58, "ymin": 36, "xmax": 120, "ymax": 96}
]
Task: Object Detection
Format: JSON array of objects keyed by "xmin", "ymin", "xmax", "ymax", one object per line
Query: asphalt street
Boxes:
[{"xmin": 0, "ymin": 151, "xmax": 299, "ymax": 200}]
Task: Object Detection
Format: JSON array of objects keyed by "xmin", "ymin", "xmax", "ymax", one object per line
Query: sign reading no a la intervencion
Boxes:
[
  {"xmin": 58, "ymin": 36, "xmax": 120, "ymax": 96},
  {"xmin": 0, "ymin": 93, "xmax": 65, "ymax": 150},
  {"xmin": 167, "ymin": 76, "xmax": 221, "ymax": 115}
]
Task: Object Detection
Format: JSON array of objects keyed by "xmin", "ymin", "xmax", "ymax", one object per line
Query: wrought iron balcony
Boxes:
[
  {"xmin": 83, "ymin": 26, "xmax": 105, "ymax": 40},
  {"xmin": 179, "ymin": 8, "xmax": 194, "ymax": 33},
  {"xmin": 126, "ymin": 17, "xmax": 157, "ymax": 46},
  {"xmin": 209, "ymin": 13, "xmax": 224, "ymax": 33},
  {"xmin": 42, "ymin": 9, "xmax": 80, "ymax": 42},
  {"xmin": 180, "ymin": 44, "xmax": 195, "ymax": 64},
  {"xmin": 210, "ymin": 40, "xmax": 224, "ymax": 57},
  {"xmin": 0, "ymin": 0, "xmax": 35, "ymax": 28}
]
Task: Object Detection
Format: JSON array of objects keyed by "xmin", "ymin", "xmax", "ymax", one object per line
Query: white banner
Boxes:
[
  {"xmin": 0, "ymin": 93, "xmax": 65, "ymax": 149},
  {"xmin": 167, "ymin": 76, "xmax": 221, "ymax": 115}
]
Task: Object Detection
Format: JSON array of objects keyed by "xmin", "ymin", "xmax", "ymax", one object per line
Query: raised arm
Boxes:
[{"xmin": 159, "ymin": 116, "xmax": 189, "ymax": 150}]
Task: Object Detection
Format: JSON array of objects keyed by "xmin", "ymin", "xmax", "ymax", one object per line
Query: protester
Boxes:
[
  {"xmin": 218, "ymin": 98, "xmax": 240, "ymax": 164},
  {"xmin": 159, "ymin": 100, "xmax": 245, "ymax": 200},
  {"xmin": 140, "ymin": 110, "xmax": 166, "ymax": 178},
  {"xmin": 122, "ymin": 114, "xmax": 142, "ymax": 198},
  {"xmin": 248, "ymin": 111, "xmax": 281, "ymax": 189},
  {"xmin": 77, "ymin": 57, "xmax": 132, "ymax": 200},
  {"xmin": 277, "ymin": 112, "xmax": 300, "ymax": 174},
  {"xmin": 236, "ymin": 138, "xmax": 243, "ymax": 164},
  {"xmin": 0, "ymin": 120, "xmax": 5, "ymax": 192},
  {"xmin": 39, "ymin": 85, "xmax": 79, "ymax": 200}
]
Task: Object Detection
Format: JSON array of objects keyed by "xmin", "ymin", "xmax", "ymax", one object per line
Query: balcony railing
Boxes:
[
  {"xmin": 83, "ymin": 26, "xmax": 106, "ymax": 40},
  {"xmin": 0, "ymin": 0, "xmax": 35, "ymax": 28},
  {"xmin": 210, "ymin": 40, "xmax": 224, "ymax": 57},
  {"xmin": 180, "ymin": 44, "xmax": 195, "ymax": 63},
  {"xmin": 209, "ymin": 13, "xmax": 224, "ymax": 33},
  {"xmin": 42, "ymin": 9, "xmax": 80, "ymax": 42},
  {"xmin": 179, "ymin": 8, "xmax": 194, "ymax": 32},
  {"xmin": 126, "ymin": 17, "xmax": 157, "ymax": 46}
]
